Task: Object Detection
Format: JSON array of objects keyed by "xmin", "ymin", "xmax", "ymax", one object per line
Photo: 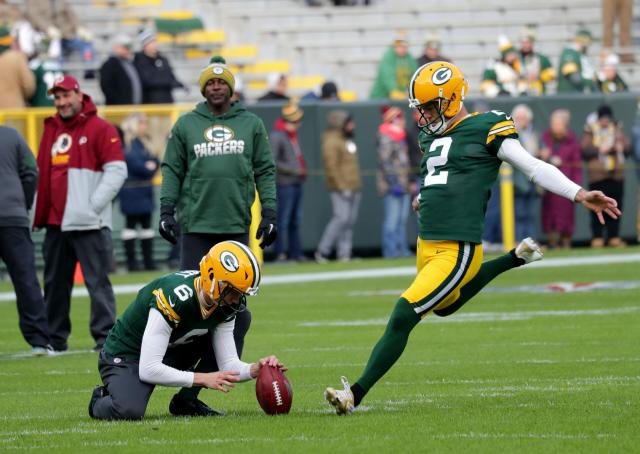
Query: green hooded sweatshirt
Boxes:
[
  {"xmin": 369, "ymin": 47, "xmax": 418, "ymax": 100},
  {"xmin": 160, "ymin": 101, "xmax": 276, "ymax": 234}
]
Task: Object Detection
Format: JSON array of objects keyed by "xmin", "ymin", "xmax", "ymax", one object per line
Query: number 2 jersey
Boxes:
[
  {"xmin": 418, "ymin": 111, "xmax": 518, "ymax": 244},
  {"xmin": 103, "ymin": 271, "xmax": 231, "ymax": 360}
]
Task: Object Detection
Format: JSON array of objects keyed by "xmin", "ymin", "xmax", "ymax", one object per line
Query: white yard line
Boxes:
[{"xmin": 1, "ymin": 253, "xmax": 639, "ymax": 302}]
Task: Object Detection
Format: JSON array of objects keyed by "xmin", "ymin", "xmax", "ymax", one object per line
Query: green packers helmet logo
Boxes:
[
  {"xmin": 432, "ymin": 67, "xmax": 453, "ymax": 85},
  {"xmin": 205, "ymin": 125, "xmax": 235, "ymax": 143},
  {"xmin": 220, "ymin": 251, "xmax": 240, "ymax": 272}
]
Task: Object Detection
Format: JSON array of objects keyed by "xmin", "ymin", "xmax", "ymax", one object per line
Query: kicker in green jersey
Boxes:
[
  {"xmin": 103, "ymin": 270, "xmax": 232, "ymax": 360},
  {"xmin": 418, "ymin": 110, "xmax": 518, "ymax": 243}
]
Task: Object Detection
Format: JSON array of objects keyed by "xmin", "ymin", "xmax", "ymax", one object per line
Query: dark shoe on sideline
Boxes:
[
  {"xmin": 169, "ymin": 394, "xmax": 225, "ymax": 417},
  {"xmin": 93, "ymin": 339, "xmax": 106, "ymax": 352},
  {"xmin": 50, "ymin": 344, "xmax": 68, "ymax": 354},
  {"xmin": 88, "ymin": 385, "xmax": 108, "ymax": 418}
]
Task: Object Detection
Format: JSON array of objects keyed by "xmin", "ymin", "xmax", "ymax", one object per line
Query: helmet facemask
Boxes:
[
  {"xmin": 411, "ymin": 97, "xmax": 452, "ymax": 136},
  {"xmin": 216, "ymin": 281, "xmax": 247, "ymax": 317}
]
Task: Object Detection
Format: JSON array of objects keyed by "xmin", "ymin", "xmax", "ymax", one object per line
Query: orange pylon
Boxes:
[{"xmin": 73, "ymin": 262, "xmax": 84, "ymax": 284}]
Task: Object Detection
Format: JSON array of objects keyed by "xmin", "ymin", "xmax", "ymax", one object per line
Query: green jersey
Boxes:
[
  {"xmin": 557, "ymin": 45, "xmax": 596, "ymax": 93},
  {"xmin": 417, "ymin": 111, "xmax": 518, "ymax": 243},
  {"xmin": 160, "ymin": 101, "xmax": 276, "ymax": 234},
  {"xmin": 103, "ymin": 270, "xmax": 231, "ymax": 360}
]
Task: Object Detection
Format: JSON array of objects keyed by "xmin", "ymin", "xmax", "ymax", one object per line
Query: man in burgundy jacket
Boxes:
[{"xmin": 33, "ymin": 75, "xmax": 127, "ymax": 352}]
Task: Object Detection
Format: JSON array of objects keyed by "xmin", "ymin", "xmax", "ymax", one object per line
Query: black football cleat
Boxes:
[
  {"xmin": 169, "ymin": 394, "xmax": 225, "ymax": 417},
  {"xmin": 88, "ymin": 385, "xmax": 108, "ymax": 418}
]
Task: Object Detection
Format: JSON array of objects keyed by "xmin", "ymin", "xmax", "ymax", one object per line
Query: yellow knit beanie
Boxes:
[{"xmin": 199, "ymin": 56, "xmax": 235, "ymax": 95}]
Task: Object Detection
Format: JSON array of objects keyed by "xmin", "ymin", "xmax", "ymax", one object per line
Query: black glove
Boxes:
[
  {"xmin": 158, "ymin": 205, "xmax": 179, "ymax": 244},
  {"xmin": 255, "ymin": 208, "xmax": 277, "ymax": 248}
]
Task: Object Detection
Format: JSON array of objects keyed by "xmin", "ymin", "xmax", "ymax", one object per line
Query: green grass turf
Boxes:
[{"xmin": 0, "ymin": 248, "xmax": 639, "ymax": 452}]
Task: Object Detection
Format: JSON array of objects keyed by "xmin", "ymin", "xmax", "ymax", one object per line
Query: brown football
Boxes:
[{"xmin": 255, "ymin": 365, "xmax": 292, "ymax": 415}]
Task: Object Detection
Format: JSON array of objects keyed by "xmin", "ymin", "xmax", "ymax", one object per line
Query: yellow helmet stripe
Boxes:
[{"xmin": 227, "ymin": 240, "xmax": 261, "ymax": 290}]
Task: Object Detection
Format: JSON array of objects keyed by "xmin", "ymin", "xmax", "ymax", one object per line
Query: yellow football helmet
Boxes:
[
  {"xmin": 197, "ymin": 240, "xmax": 261, "ymax": 313},
  {"xmin": 408, "ymin": 61, "xmax": 469, "ymax": 135}
]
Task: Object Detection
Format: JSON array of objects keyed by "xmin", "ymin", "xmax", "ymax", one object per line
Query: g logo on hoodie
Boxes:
[{"xmin": 195, "ymin": 125, "xmax": 245, "ymax": 157}]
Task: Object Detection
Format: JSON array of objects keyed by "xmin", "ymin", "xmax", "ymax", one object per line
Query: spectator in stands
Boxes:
[
  {"xmin": 134, "ymin": 29, "xmax": 184, "ymax": 104},
  {"xmin": 481, "ymin": 35, "xmax": 525, "ymax": 97},
  {"xmin": 270, "ymin": 104, "xmax": 307, "ymax": 262},
  {"xmin": 416, "ymin": 33, "xmax": 449, "ymax": 67},
  {"xmin": 24, "ymin": 0, "xmax": 94, "ymax": 73},
  {"xmin": 376, "ymin": 106, "xmax": 411, "ymax": 258},
  {"xmin": 557, "ymin": 28, "xmax": 596, "ymax": 93},
  {"xmin": 8, "ymin": 7, "xmax": 63, "ymax": 106},
  {"xmin": 596, "ymin": 53, "xmax": 628, "ymax": 93},
  {"xmin": 118, "ymin": 113, "xmax": 159, "ymax": 272},
  {"xmin": 0, "ymin": 126, "xmax": 51, "ymax": 356},
  {"xmin": 370, "ymin": 31, "xmax": 418, "ymax": 100},
  {"xmin": 602, "ymin": 0, "xmax": 634, "ymax": 63},
  {"xmin": 33, "ymin": 75, "xmax": 127, "ymax": 352},
  {"xmin": 518, "ymin": 26, "xmax": 555, "ymax": 95},
  {"xmin": 315, "ymin": 110, "xmax": 361, "ymax": 263},
  {"xmin": 258, "ymin": 73, "xmax": 290, "ymax": 102},
  {"xmin": 230, "ymin": 75, "xmax": 245, "ymax": 103},
  {"xmin": 0, "ymin": 0, "xmax": 21, "ymax": 28},
  {"xmin": 99, "ymin": 34, "xmax": 142, "ymax": 106},
  {"xmin": 581, "ymin": 105, "xmax": 630, "ymax": 247},
  {"xmin": 159, "ymin": 58, "xmax": 276, "ymax": 416},
  {"xmin": 539, "ymin": 109, "xmax": 582, "ymax": 249},
  {"xmin": 302, "ymin": 80, "xmax": 340, "ymax": 101},
  {"xmin": 27, "ymin": 42, "xmax": 64, "ymax": 107},
  {"xmin": 0, "ymin": 27, "xmax": 35, "ymax": 109},
  {"xmin": 511, "ymin": 104, "xmax": 540, "ymax": 241}
]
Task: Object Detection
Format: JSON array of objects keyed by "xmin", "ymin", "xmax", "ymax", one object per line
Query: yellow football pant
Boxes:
[{"xmin": 402, "ymin": 239, "xmax": 483, "ymax": 317}]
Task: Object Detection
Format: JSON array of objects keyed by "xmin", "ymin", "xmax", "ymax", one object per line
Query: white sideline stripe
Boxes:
[
  {"xmin": 0, "ymin": 252, "xmax": 639, "ymax": 302},
  {"xmin": 299, "ymin": 306, "xmax": 639, "ymax": 326},
  {"xmin": 0, "ymin": 254, "xmax": 640, "ymax": 302}
]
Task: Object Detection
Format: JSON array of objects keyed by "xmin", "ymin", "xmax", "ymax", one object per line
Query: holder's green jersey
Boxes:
[
  {"xmin": 103, "ymin": 270, "xmax": 232, "ymax": 360},
  {"xmin": 418, "ymin": 110, "xmax": 518, "ymax": 243}
]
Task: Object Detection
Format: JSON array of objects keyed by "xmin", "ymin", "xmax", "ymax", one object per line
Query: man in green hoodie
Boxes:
[{"xmin": 159, "ymin": 56, "xmax": 277, "ymax": 415}]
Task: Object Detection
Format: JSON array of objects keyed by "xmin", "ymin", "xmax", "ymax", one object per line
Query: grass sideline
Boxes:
[{"xmin": 1, "ymin": 248, "xmax": 639, "ymax": 452}]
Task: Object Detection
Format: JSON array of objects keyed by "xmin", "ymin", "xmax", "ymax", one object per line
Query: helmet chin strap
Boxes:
[
  {"xmin": 425, "ymin": 98, "xmax": 462, "ymax": 136},
  {"xmin": 195, "ymin": 277, "xmax": 218, "ymax": 319}
]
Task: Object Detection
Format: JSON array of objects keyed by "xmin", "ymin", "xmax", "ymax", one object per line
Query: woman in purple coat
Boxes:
[{"xmin": 539, "ymin": 109, "xmax": 583, "ymax": 248}]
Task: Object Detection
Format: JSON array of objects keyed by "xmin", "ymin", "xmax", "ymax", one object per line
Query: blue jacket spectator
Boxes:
[{"xmin": 118, "ymin": 113, "xmax": 159, "ymax": 271}]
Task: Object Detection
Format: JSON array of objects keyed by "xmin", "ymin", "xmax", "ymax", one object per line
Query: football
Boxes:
[{"xmin": 255, "ymin": 365, "xmax": 293, "ymax": 415}]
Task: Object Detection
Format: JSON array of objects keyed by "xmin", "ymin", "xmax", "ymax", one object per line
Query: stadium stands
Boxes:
[{"xmin": 53, "ymin": 0, "xmax": 635, "ymax": 103}]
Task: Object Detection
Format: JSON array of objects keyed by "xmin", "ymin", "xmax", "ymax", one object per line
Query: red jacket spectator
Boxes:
[
  {"xmin": 34, "ymin": 92, "xmax": 126, "ymax": 230},
  {"xmin": 539, "ymin": 111, "xmax": 582, "ymax": 248},
  {"xmin": 33, "ymin": 75, "xmax": 126, "ymax": 353}
]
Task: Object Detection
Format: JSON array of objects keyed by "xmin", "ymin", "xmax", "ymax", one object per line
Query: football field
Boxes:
[{"xmin": 1, "ymin": 247, "xmax": 639, "ymax": 452}]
